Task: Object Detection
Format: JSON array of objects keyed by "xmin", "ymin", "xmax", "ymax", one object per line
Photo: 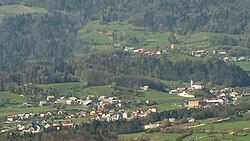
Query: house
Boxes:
[
  {"xmin": 178, "ymin": 91, "xmax": 194, "ymax": 98},
  {"xmin": 205, "ymin": 98, "xmax": 224, "ymax": 105},
  {"xmin": 169, "ymin": 118, "xmax": 176, "ymax": 123},
  {"xmin": 188, "ymin": 117, "xmax": 195, "ymax": 123},
  {"xmin": 47, "ymin": 96, "xmax": 55, "ymax": 101},
  {"xmin": 76, "ymin": 99, "xmax": 84, "ymax": 105},
  {"xmin": 169, "ymin": 89, "xmax": 177, "ymax": 94},
  {"xmin": 68, "ymin": 97, "xmax": 77, "ymax": 101},
  {"xmin": 7, "ymin": 115, "xmax": 15, "ymax": 122},
  {"xmin": 223, "ymin": 57, "xmax": 230, "ymax": 62},
  {"xmin": 44, "ymin": 123, "xmax": 51, "ymax": 129},
  {"xmin": 17, "ymin": 124, "xmax": 25, "ymax": 131},
  {"xmin": 39, "ymin": 101, "xmax": 47, "ymax": 107},
  {"xmin": 40, "ymin": 113, "xmax": 45, "ymax": 118},
  {"xmin": 145, "ymin": 100, "xmax": 157, "ymax": 106},
  {"xmin": 82, "ymin": 100, "xmax": 92, "ymax": 106},
  {"xmin": 66, "ymin": 99, "xmax": 73, "ymax": 105},
  {"xmin": 122, "ymin": 112, "xmax": 128, "ymax": 119},
  {"xmin": 98, "ymin": 96, "xmax": 106, "ymax": 101},
  {"xmin": 53, "ymin": 120, "xmax": 73, "ymax": 129},
  {"xmin": 218, "ymin": 50, "xmax": 227, "ymax": 55},
  {"xmin": 191, "ymin": 80, "xmax": 203, "ymax": 90},
  {"xmin": 188, "ymin": 100, "xmax": 201, "ymax": 108},
  {"xmin": 90, "ymin": 111, "xmax": 97, "ymax": 116},
  {"xmin": 144, "ymin": 123, "xmax": 161, "ymax": 130},
  {"xmin": 23, "ymin": 102, "xmax": 33, "ymax": 107},
  {"xmin": 140, "ymin": 86, "xmax": 149, "ymax": 92},
  {"xmin": 156, "ymin": 51, "xmax": 162, "ymax": 55},
  {"xmin": 149, "ymin": 108, "xmax": 157, "ymax": 113},
  {"xmin": 54, "ymin": 99, "xmax": 67, "ymax": 105}
]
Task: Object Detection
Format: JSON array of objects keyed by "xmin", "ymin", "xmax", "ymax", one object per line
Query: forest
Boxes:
[{"xmin": 0, "ymin": 0, "xmax": 250, "ymax": 91}]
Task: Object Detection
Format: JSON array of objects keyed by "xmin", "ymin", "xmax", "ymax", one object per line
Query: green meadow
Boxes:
[
  {"xmin": 0, "ymin": 91, "xmax": 27, "ymax": 104},
  {"xmin": 234, "ymin": 61, "xmax": 250, "ymax": 72},
  {"xmin": 0, "ymin": 5, "xmax": 46, "ymax": 15}
]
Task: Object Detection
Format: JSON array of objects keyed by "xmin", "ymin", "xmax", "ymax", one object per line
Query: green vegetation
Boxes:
[
  {"xmin": 79, "ymin": 21, "xmax": 171, "ymax": 50},
  {"xmin": 119, "ymin": 132, "xmax": 179, "ymax": 141},
  {"xmin": 36, "ymin": 82, "xmax": 84, "ymax": 97},
  {"xmin": 140, "ymin": 90, "xmax": 187, "ymax": 110},
  {"xmin": 0, "ymin": 5, "xmax": 46, "ymax": 15},
  {"xmin": 80, "ymin": 22, "xmax": 218, "ymax": 51},
  {"xmin": 0, "ymin": 91, "xmax": 27, "ymax": 105},
  {"xmin": 0, "ymin": 106, "xmax": 54, "ymax": 117},
  {"xmin": 119, "ymin": 120, "xmax": 250, "ymax": 141},
  {"xmin": 234, "ymin": 61, "xmax": 250, "ymax": 72},
  {"xmin": 184, "ymin": 133, "xmax": 250, "ymax": 141},
  {"xmin": 36, "ymin": 83, "xmax": 114, "ymax": 98},
  {"xmin": 83, "ymin": 85, "xmax": 114, "ymax": 97},
  {"xmin": 202, "ymin": 120, "xmax": 250, "ymax": 131}
]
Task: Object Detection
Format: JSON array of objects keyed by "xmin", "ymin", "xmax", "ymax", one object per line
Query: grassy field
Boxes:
[
  {"xmin": 36, "ymin": 82, "xmax": 114, "ymax": 98},
  {"xmin": 234, "ymin": 61, "xmax": 250, "ymax": 72},
  {"xmin": 0, "ymin": 91, "xmax": 27, "ymax": 104},
  {"xmin": 138, "ymin": 90, "xmax": 189, "ymax": 111},
  {"xmin": 80, "ymin": 21, "xmax": 170, "ymax": 49},
  {"xmin": 119, "ymin": 132, "xmax": 180, "ymax": 141},
  {"xmin": 200, "ymin": 120, "xmax": 250, "ymax": 131},
  {"xmin": 0, "ymin": 104, "xmax": 88, "ymax": 117},
  {"xmin": 0, "ymin": 5, "xmax": 46, "ymax": 15},
  {"xmin": 78, "ymin": 21, "xmax": 231, "ymax": 53},
  {"xmin": 120, "ymin": 132, "xmax": 250, "ymax": 141},
  {"xmin": 0, "ymin": 106, "xmax": 54, "ymax": 117},
  {"xmin": 119, "ymin": 120, "xmax": 250, "ymax": 141},
  {"xmin": 184, "ymin": 133, "xmax": 250, "ymax": 141}
]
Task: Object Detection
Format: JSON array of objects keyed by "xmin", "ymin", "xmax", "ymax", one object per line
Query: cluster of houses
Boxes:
[
  {"xmin": 2, "ymin": 94, "xmax": 159, "ymax": 134},
  {"xmin": 10, "ymin": 119, "xmax": 75, "ymax": 135},
  {"xmin": 186, "ymin": 87, "xmax": 239, "ymax": 108},
  {"xmin": 223, "ymin": 56, "xmax": 250, "ymax": 62},
  {"xmin": 124, "ymin": 47, "xmax": 169, "ymax": 56},
  {"xmin": 190, "ymin": 49, "xmax": 228, "ymax": 58},
  {"xmin": 3, "ymin": 109, "xmax": 85, "ymax": 134},
  {"xmin": 169, "ymin": 80, "xmax": 206, "ymax": 98},
  {"xmin": 84, "ymin": 94, "xmax": 157, "ymax": 122},
  {"xmin": 191, "ymin": 49, "xmax": 250, "ymax": 63},
  {"xmin": 191, "ymin": 50, "xmax": 209, "ymax": 57},
  {"xmin": 168, "ymin": 80, "xmax": 240, "ymax": 108},
  {"xmin": 90, "ymin": 107, "xmax": 157, "ymax": 122}
]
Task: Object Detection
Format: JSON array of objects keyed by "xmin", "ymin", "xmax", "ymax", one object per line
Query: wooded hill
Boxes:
[
  {"xmin": 1, "ymin": 0, "xmax": 250, "ymax": 34},
  {"xmin": 0, "ymin": 0, "xmax": 250, "ymax": 91}
]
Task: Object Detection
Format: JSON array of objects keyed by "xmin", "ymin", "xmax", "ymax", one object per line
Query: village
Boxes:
[
  {"xmin": 1, "ymin": 86, "xmax": 159, "ymax": 135},
  {"xmin": 1, "ymin": 79, "xmax": 248, "ymax": 136}
]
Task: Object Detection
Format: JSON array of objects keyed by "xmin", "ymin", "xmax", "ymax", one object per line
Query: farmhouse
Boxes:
[
  {"xmin": 188, "ymin": 100, "xmax": 201, "ymax": 108},
  {"xmin": 190, "ymin": 80, "xmax": 203, "ymax": 90},
  {"xmin": 46, "ymin": 96, "xmax": 55, "ymax": 101},
  {"xmin": 39, "ymin": 101, "xmax": 47, "ymax": 107}
]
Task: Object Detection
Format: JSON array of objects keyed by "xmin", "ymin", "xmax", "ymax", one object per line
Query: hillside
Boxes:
[
  {"xmin": 0, "ymin": 1, "xmax": 249, "ymax": 90},
  {"xmin": 0, "ymin": 1, "xmax": 250, "ymax": 141},
  {"xmin": 0, "ymin": 5, "xmax": 46, "ymax": 15}
]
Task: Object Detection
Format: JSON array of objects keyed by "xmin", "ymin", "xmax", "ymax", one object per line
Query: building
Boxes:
[
  {"xmin": 54, "ymin": 99, "xmax": 67, "ymax": 105},
  {"xmin": 39, "ymin": 101, "xmax": 47, "ymax": 107},
  {"xmin": 47, "ymin": 96, "xmax": 55, "ymax": 101},
  {"xmin": 188, "ymin": 100, "xmax": 201, "ymax": 108},
  {"xmin": 191, "ymin": 80, "xmax": 203, "ymax": 90}
]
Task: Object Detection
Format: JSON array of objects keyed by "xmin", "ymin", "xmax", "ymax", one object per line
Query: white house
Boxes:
[
  {"xmin": 46, "ymin": 96, "xmax": 55, "ymax": 101},
  {"xmin": 191, "ymin": 80, "xmax": 203, "ymax": 90}
]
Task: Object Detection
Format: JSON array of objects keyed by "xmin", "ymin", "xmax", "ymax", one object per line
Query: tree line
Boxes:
[
  {"xmin": 74, "ymin": 52, "xmax": 250, "ymax": 88},
  {"xmin": 0, "ymin": 0, "xmax": 249, "ymax": 34}
]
